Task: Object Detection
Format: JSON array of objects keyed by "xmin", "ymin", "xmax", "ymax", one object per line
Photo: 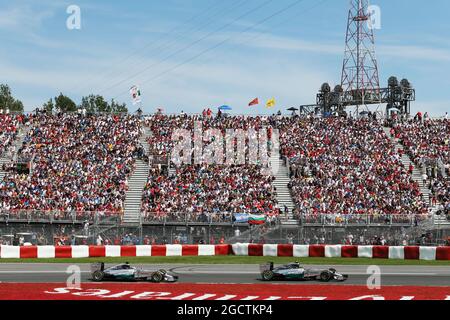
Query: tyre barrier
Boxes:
[{"xmin": 0, "ymin": 244, "xmax": 448, "ymax": 260}]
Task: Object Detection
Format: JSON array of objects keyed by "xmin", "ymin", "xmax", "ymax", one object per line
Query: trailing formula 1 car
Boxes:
[
  {"xmin": 260, "ymin": 262, "xmax": 348, "ymax": 282},
  {"xmin": 90, "ymin": 263, "xmax": 178, "ymax": 283}
]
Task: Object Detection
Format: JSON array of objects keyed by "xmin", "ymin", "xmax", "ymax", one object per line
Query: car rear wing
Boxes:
[
  {"xmin": 259, "ymin": 262, "xmax": 274, "ymax": 273},
  {"xmin": 91, "ymin": 262, "xmax": 104, "ymax": 273}
]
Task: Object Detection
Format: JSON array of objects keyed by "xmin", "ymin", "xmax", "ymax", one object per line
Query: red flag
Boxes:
[{"xmin": 248, "ymin": 98, "xmax": 259, "ymax": 106}]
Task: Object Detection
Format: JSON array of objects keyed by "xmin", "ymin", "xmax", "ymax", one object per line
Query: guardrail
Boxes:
[
  {"xmin": 0, "ymin": 210, "xmax": 123, "ymax": 224},
  {"xmin": 298, "ymin": 214, "xmax": 432, "ymax": 226},
  {"xmin": 141, "ymin": 212, "xmax": 280, "ymax": 225},
  {"xmin": 0, "ymin": 210, "xmax": 441, "ymax": 227}
]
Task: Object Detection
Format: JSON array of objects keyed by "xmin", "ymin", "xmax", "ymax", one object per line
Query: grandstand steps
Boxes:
[
  {"xmin": 140, "ymin": 125, "xmax": 150, "ymax": 155},
  {"xmin": 382, "ymin": 126, "xmax": 447, "ymax": 227},
  {"xmin": 0, "ymin": 155, "xmax": 7, "ymax": 180},
  {"xmin": 11, "ymin": 124, "xmax": 30, "ymax": 158},
  {"xmin": 0, "ymin": 123, "xmax": 30, "ymax": 181},
  {"xmin": 383, "ymin": 126, "xmax": 432, "ymax": 204},
  {"xmin": 123, "ymin": 126, "xmax": 151, "ymax": 224},
  {"xmin": 270, "ymin": 148, "xmax": 296, "ymax": 223}
]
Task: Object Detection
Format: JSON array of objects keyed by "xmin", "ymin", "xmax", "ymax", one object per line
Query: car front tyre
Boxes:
[
  {"xmin": 151, "ymin": 272, "xmax": 164, "ymax": 283},
  {"xmin": 320, "ymin": 271, "xmax": 332, "ymax": 282}
]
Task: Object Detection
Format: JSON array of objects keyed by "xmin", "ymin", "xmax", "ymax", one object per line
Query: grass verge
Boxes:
[{"xmin": 0, "ymin": 256, "xmax": 448, "ymax": 265}]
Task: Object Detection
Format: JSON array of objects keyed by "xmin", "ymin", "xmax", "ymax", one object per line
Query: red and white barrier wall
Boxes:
[
  {"xmin": 0, "ymin": 245, "xmax": 231, "ymax": 259},
  {"xmin": 0, "ymin": 244, "xmax": 448, "ymax": 260},
  {"xmin": 232, "ymin": 244, "xmax": 450, "ymax": 261}
]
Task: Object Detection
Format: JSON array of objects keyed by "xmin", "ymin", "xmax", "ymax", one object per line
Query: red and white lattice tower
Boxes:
[{"xmin": 341, "ymin": 0, "xmax": 381, "ymax": 110}]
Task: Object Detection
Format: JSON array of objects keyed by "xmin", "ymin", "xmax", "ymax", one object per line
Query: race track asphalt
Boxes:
[{"xmin": 0, "ymin": 264, "xmax": 449, "ymax": 286}]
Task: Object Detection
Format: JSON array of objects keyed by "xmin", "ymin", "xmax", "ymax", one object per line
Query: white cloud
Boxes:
[
  {"xmin": 0, "ymin": 4, "xmax": 54, "ymax": 31},
  {"xmin": 220, "ymin": 31, "xmax": 450, "ymax": 63},
  {"xmin": 225, "ymin": 31, "xmax": 343, "ymax": 54},
  {"xmin": 0, "ymin": 47, "xmax": 332, "ymax": 114},
  {"xmin": 0, "ymin": 2, "xmax": 449, "ymax": 115},
  {"xmin": 378, "ymin": 45, "xmax": 450, "ymax": 62}
]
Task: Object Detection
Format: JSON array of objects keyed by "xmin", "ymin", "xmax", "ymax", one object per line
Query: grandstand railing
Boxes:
[
  {"xmin": 141, "ymin": 212, "xmax": 279, "ymax": 226},
  {"xmin": 298, "ymin": 213, "xmax": 432, "ymax": 226},
  {"xmin": 0, "ymin": 210, "xmax": 123, "ymax": 224},
  {"xmin": 0, "ymin": 210, "xmax": 436, "ymax": 227}
]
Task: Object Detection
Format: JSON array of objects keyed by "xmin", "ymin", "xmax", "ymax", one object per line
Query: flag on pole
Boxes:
[
  {"xmin": 130, "ymin": 85, "xmax": 142, "ymax": 105},
  {"xmin": 266, "ymin": 98, "xmax": 276, "ymax": 108},
  {"xmin": 248, "ymin": 98, "xmax": 259, "ymax": 106}
]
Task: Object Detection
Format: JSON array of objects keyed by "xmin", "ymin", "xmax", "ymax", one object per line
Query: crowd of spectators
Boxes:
[
  {"xmin": 144, "ymin": 113, "xmax": 276, "ymax": 158},
  {"xmin": 390, "ymin": 117, "xmax": 450, "ymax": 216},
  {"xmin": 142, "ymin": 114, "xmax": 279, "ymax": 220},
  {"xmin": 0, "ymin": 113, "xmax": 141, "ymax": 214},
  {"xmin": 1, "ymin": 111, "xmax": 446, "ymax": 225},
  {"xmin": 276, "ymin": 116, "xmax": 428, "ymax": 217},
  {"xmin": 141, "ymin": 165, "xmax": 277, "ymax": 219}
]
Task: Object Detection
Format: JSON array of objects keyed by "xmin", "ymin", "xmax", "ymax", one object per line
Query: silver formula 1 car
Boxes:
[
  {"xmin": 90, "ymin": 263, "xmax": 178, "ymax": 283},
  {"xmin": 260, "ymin": 262, "xmax": 348, "ymax": 282}
]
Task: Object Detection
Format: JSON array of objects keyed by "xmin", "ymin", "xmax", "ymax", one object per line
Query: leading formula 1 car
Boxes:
[
  {"xmin": 260, "ymin": 262, "xmax": 348, "ymax": 282},
  {"xmin": 90, "ymin": 263, "xmax": 178, "ymax": 283}
]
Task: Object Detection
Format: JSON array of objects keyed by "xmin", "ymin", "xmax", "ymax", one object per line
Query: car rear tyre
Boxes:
[
  {"xmin": 320, "ymin": 271, "xmax": 332, "ymax": 282},
  {"xmin": 262, "ymin": 270, "xmax": 274, "ymax": 281},
  {"xmin": 151, "ymin": 272, "xmax": 164, "ymax": 283},
  {"xmin": 92, "ymin": 270, "xmax": 104, "ymax": 282}
]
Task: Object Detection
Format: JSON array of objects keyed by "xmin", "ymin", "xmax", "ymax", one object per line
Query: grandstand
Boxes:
[{"xmin": 1, "ymin": 111, "xmax": 449, "ymax": 246}]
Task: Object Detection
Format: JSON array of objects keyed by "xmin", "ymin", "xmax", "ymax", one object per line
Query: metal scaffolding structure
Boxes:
[
  {"xmin": 341, "ymin": 0, "xmax": 381, "ymax": 111},
  {"xmin": 299, "ymin": 0, "xmax": 416, "ymax": 117}
]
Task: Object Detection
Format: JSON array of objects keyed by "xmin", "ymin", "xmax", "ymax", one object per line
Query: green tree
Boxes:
[
  {"xmin": 42, "ymin": 99, "xmax": 54, "ymax": 113},
  {"xmin": 80, "ymin": 94, "xmax": 115, "ymax": 113},
  {"xmin": 54, "ymin": 93, "xmax": 77, "ymax": 112},
  {"xmin": 95, "ymin": 95, "xmax": 110, "ymax": 113},
  {"xmin": 80, "ymin": 95, "xmax": 96, "ymax": 114},
  {"xmin": 0, "ymin": 84, "xmax": 24, "ymax": 112},
  {"xmin": 110, "ymin": 99, "xmax": 128, "ymax": 113}
]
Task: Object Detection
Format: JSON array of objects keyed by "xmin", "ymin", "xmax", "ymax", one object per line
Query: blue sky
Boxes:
[{"xmin": 0, "ymin": 0, "xmax": 449, "ymax": 116}]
